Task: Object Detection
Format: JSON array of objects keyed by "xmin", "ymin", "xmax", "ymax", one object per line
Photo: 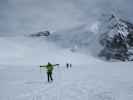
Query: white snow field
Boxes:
[{"xmin": 0, "ymin": 37, "xmax": 133, "ymax": 100}]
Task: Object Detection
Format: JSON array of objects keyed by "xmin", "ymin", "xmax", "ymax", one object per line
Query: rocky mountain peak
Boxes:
[{"xmin": 99, "ymin": 14, "xmax": 133, "ymax": 61}]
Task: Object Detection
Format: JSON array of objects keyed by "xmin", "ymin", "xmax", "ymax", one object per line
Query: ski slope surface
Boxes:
[{"xmin": 0, "ymin": 37, "xmax": 133, "ymax": 100}]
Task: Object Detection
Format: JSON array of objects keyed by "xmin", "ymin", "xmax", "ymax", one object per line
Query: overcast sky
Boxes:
[{"xmin": 0, "ymin": 0, "xmax": 133, "ymax": 36}]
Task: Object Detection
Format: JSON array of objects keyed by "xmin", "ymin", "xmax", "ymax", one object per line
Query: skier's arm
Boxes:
[
  {"xmin": 40, "ymin": 65, "xmax": 47, "ymax": 67},
  {"xmin": 53, "ymin": 64, "xmax": 60, "ymax": 66}
]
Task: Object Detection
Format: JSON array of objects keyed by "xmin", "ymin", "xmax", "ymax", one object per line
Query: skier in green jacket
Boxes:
[{"xmin": 40, "ymin": 62, "xmax": 59, "ymax": 82}]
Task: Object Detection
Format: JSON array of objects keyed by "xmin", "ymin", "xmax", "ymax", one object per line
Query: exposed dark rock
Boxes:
[
  {"xmin": 99, "ymin": 14, "xmax": 133, "ymax": 61},
  {"xmin": 30, "ymin": 31, "xmax": 50, "ymax": 37}
]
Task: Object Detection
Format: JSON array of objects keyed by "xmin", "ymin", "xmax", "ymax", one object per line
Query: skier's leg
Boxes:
[
  {"xmin": 47, "ymin": 72, "xmax": 50, "ymax": 82},
  {"xmin": 50, "ymin": 72, "xmax": 53, "ymax": 81}
]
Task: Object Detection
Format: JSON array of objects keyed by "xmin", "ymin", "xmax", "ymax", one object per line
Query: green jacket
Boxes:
[{"xmin": 40, "ymin": 63, "xmax": 54, "ymax": 72}]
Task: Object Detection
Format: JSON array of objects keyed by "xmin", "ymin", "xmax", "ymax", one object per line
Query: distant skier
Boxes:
[
  {"xmin": 66, "ymin": 63, "xmax": 72, "ymax": 69},
  {"xmin": 40, "ymin": 62, "xmax": 59, "ymax": 82},
  {"xmin": 66, "ymin": 63, "xmax": 69, "ymax": 69},
  {"xmin": 70, "ymin": 63, "xmax": 72, "ymax": 68}
]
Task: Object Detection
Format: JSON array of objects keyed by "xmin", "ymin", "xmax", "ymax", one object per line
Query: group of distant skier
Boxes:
[
  {"xmin": 66, "ymin": 63, "xmax": 72, "ymax": 69},
  {"xmin": 40, "ymin": 62, "xmax": 72, "ymax": 83}
]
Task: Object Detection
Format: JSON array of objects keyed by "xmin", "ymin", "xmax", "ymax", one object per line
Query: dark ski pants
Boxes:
[{"xmin": 47, "ymin": 71, "xmax": 53, "ymax": 82}]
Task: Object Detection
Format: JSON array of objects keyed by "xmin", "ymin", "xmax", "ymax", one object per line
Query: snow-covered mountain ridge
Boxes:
[
  {"xmin": 99, "ymin": 14, "xmax": 133, "ymax": 61},
  {"xmin": 99, "ymin": 14, "xmax": 133, "ymax": 38},
  {"xmin": 38, "ymin": 13, "xmax": 133, "ymax": 61}
]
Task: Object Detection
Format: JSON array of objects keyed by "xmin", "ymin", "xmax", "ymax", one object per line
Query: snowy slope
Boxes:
[
  {"xmin": 45, "ymin": 14, "xmax": 133, "ymax": 60},
  {"xmin": 47, "ymin": 23, "xmax": 102, "ymax": 57},
  {"xmin": 1, "ymin": 62, "xmax": 133, "ymax": 100},
  {"xmin": 1, "ymin": 37, "xmax": 133, "ymax": 100},
  {"xmin": 0, "ymin": 37, "xmax": 91, "ymax": 65}
]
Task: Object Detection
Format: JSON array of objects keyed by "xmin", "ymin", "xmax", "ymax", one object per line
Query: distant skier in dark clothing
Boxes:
[
  {"xmin": 66, "ymin": 63, "xmax": 72, "ymax": 69},
  {"xmin": 70, "ymin": 64, "xmax": 72, "ymax": 68},
  {"xmin": 66, "ymin": 63, "xmax": 69, "ymax": 69},
  {"xmin": 40, "ymin": 62, "xmax": 59, "ymax": 82}
]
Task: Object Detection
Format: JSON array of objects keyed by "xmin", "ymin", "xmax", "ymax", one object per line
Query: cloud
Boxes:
[
  {"xmin": 0, "ymin": 0, "xmax": 133, "ymax": 36},
  {"xmin": 0, "ymin": 0, "xmax": 84, "ymax": 36}
]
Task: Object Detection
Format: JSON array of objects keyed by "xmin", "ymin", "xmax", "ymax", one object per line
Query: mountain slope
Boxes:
[
  {"xmin": 47, "ymin": 24, "xmax": 102, "ymax": 57},
  {"xmin": 99, "ymin": 14, "xmax": 133, "ymax": 61},
  {"xmin": 45, "ymin": 13, "xmax": 133, "ymax": 61},
  {"xmin": 0, "ymin": 33, "xmax": 133, "ymax": 100},
  {"xmin": 0, "ymin": 37, "xmax": 91, "ymax": 65},
  {"xmin": 1, "ymin": 48, "xmax": 133, "ymax": 100}
]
